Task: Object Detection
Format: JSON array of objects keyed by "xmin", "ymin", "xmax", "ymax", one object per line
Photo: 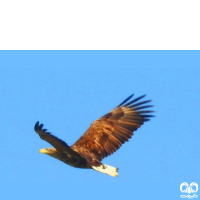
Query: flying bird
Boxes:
[{"xmin": 34, "ymin": 94, "xmax": 154, "ymax": 177}]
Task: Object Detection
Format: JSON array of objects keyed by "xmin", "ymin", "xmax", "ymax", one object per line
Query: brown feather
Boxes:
[{"xmin": 71, "ymin": 95, "xmax": 154, "ymax": 164}]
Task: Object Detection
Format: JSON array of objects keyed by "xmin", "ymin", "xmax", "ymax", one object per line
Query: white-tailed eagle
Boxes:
[{"xmin": 34, "ymin": 94, "xmax": 154, "ymax": 177}]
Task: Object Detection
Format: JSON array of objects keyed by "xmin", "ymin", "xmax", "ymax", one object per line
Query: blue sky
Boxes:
[{"xmin": 0, "ymin": 51, "xmax": 199, "ymax": 199}]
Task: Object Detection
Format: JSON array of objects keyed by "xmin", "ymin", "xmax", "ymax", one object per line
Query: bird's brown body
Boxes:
[
  {"xmin": 51, "ymin": 148, "xmax": 89, "ymax": 168},
  {"xmin": 35, "ymin": 94, "xmax": 154, "ymax": 176}
]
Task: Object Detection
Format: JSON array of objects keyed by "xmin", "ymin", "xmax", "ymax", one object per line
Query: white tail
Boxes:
[{"xmin": 92, "ymin": 164, "xmax": 118, "ymax": 177}]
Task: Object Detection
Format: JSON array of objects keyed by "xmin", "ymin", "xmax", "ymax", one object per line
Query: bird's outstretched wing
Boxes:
[
  {"xmin": 71, "ymin": 94, "xmax": 154, "ymax": 163},
  {"xmin": 34, "ymin": 121, "xmax": 70, "ymax": 152}
]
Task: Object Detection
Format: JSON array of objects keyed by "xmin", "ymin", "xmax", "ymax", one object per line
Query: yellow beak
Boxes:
[{"xmin": 39, "ymin": 149, "xmax": 48, "ymax": 153}]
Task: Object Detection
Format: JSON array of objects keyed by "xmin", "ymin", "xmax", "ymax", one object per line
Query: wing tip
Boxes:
[
  {"xmin": 34, "ymin": 121, "xmax": 45, "ymax": 132},
  {"xmin": 141, "ymin": 114, "xmax": 155, "ymax": 119},
  {"xmin": 117, "ymin": 93, "xmax": 134, "ymax": 107},
  {"xmin": 34, "ymin": 121, "xmax": 39, "ymax": 131}
]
